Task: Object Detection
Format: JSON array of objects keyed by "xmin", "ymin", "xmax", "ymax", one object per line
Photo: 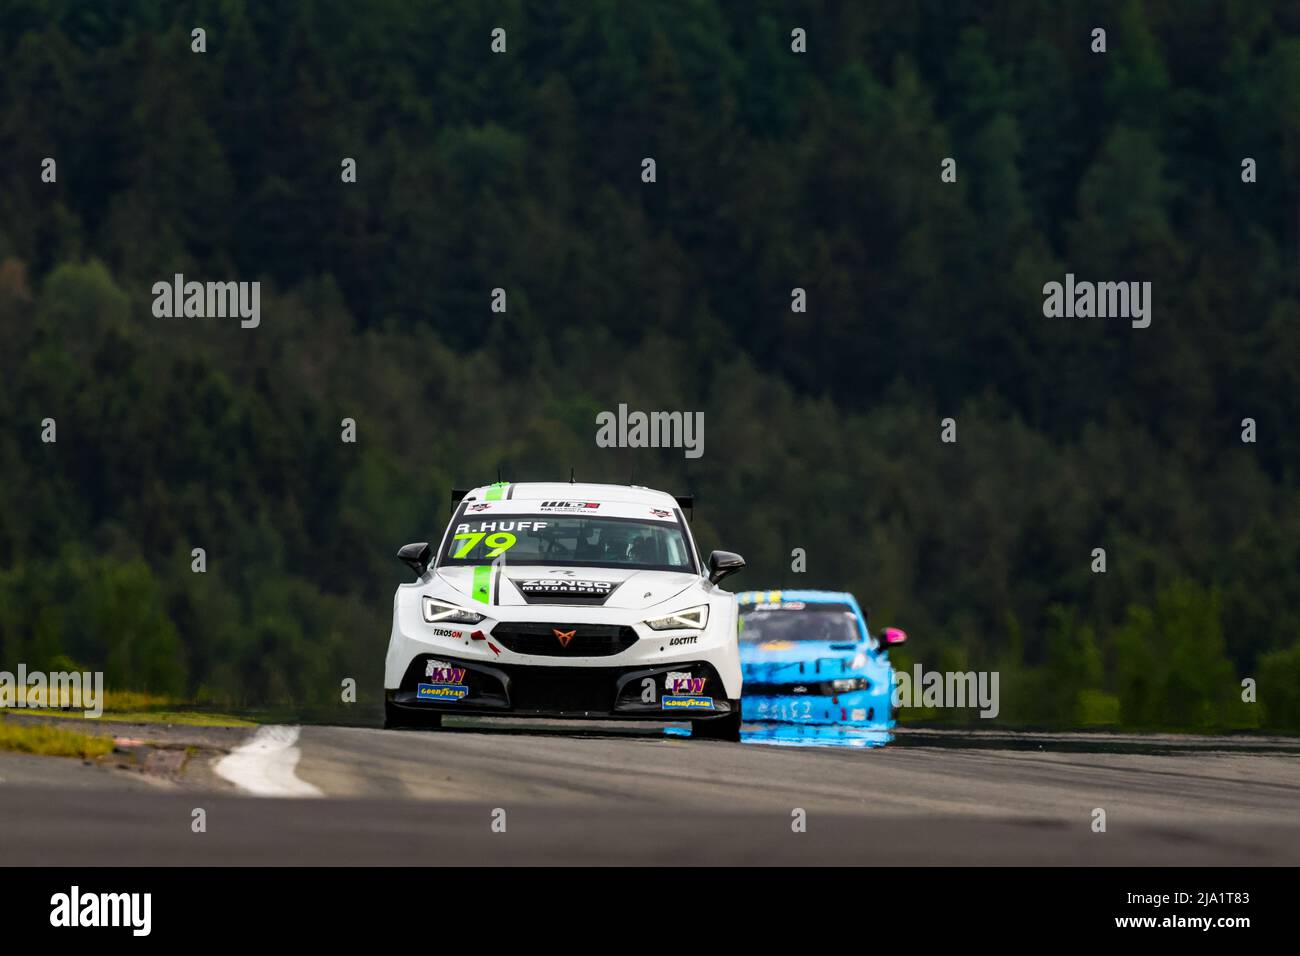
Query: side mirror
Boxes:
[
  {"xmin": 880, "ymin": 626, "xmax": 907, "ymax": 646},
  {"xmin": 707, "ymin": 550, "xmax": 745, "ymax": 585},
  {"xmin": 397, "ymin": 542, "xmax": 432, "ymax": 576}
]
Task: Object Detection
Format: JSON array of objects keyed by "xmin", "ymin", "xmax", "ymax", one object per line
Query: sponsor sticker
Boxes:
[
  {"xmin": 429, "ymin": 627, "xmax": 463, "ymax": 639},
  {"xmin": 425, "ymin": 660, "xmax": 468, "ymax": 684},
  {"xmin": 417, "ymin": 683, "xmax": 469, "ymax": 701},
  {"xmin": 667, "ymin": 635, "xmax": 698, "ymax": 646},
  {"xmin": 663, "ymin": 695, "xmax": 715, "ymax": 710},
  {"xmin": 537, "ymin": 501, "xmax": 601, "ymax": 513},
  {"xmin": 517, "ymin": 579, "xmax": 613, "ymax": 595},
  {"xmin": 649, "ymin": 508, "xmax": 672, "ymax": 518},
  {"xmin": 666, "ymin": 672, "xmax": 706, "ymax": 695}
]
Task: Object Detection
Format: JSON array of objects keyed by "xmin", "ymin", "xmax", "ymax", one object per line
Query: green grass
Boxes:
[
  {"xmin": 11, "ymin": 688, "xmax": 257, "ymax": 728},
  {"xmin": 92, "ymin": 710, "xmax": 256, "ymax": 727},
  {"xmin": 26, "ymin": 707, "xmax": 256, "ymax": 728},
  {"xmin": 0, "ymin": 715, "xmax": 115, "ymax": 758}
]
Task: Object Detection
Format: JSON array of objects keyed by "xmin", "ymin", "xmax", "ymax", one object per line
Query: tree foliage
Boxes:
[{"xmin": 0, "ymin": 1, "xmax": 1296, "ymax": 727}]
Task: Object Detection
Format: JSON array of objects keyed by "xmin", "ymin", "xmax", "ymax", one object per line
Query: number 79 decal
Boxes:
[{"xmin": 452, "ymin": 531, "xmax": 517, "ymax": 558}]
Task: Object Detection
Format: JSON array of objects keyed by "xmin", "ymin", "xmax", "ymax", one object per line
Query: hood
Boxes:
[
  {"xmin": 433, "ymin": 565, "xmax": 699, "ymax": 610},
  {"xmin": 740, "ymin": 639, "xmax": 869, "ymax": 686},
  {"xmin": 739, "ymin": 639, "xmax": 861, "ymax": 665}
]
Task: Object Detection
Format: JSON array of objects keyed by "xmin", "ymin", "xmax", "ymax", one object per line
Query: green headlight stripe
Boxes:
[{"xmin": 472, "ymin": 565, "xmax": 493, "ymax": 604}]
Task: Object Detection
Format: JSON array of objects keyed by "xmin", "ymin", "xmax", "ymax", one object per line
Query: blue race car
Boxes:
[{"xmin": 736, "ymin": 590, "xmax": 907, "ymax": 728}]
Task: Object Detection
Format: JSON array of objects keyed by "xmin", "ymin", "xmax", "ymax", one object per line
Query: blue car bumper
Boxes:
[{"xmin": 742, "ymin": 687, "xmax": 892, "ymax": 726}]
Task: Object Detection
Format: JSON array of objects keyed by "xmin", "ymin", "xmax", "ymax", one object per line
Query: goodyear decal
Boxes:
[
  {"xmin": 663, "ymin": 695, "xmax": 716, "ymax": 710},
  {"xmin": 472, "ymin": 565, "xmax": 493, "ymax": 604},
  {"xmin": 417, "ymin": 683, "xmax": 469, "ymax": 701}
]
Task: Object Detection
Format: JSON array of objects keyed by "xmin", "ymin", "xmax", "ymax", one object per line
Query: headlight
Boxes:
[
  {"xmin": 422, "ymin": 597, "xmax": 486, "ymax": 625},
  {"xmin": 645, "ymin": 605, "xmax": 709, "ymax": 630},
  {"xmin": 825, "ymin": 677, "xmax": 870, "ymax": 694}
]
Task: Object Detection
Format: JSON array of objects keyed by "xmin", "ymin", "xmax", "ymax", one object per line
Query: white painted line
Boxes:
[{"xmin": 214, "ymin": 725, "xmax": 323, "ymax": 798}]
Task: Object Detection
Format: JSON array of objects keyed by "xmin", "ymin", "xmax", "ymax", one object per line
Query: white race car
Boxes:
[{"xmin": 384, "ymin": 481, "xmax": 746, "ymax": 740}]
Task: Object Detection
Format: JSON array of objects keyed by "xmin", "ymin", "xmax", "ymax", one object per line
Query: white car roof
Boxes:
[{"xmin": 462, "ymin": 482, "xmax": 681, "ymax": 508}]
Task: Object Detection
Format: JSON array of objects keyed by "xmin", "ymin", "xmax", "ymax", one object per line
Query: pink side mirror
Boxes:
[{"xmin": 881, "ymin": 627, "xmax": 907, "ymax": 645}]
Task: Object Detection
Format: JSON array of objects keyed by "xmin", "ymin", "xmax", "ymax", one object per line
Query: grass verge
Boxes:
[{"xmin": 0, "ymin": 714, "xmax": 115, "ymax": 758}]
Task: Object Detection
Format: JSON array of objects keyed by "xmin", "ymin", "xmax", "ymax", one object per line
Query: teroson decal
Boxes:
[
  {"xmin": 537, "ymin": 501, "xmax": 600, "ymax": 513},
  {"xmin": 429, "ymin": 627, "xmax": 464, "ymax": 639},
  {"xmin": 517, "ymin": 579, "xmax": 614, "ymax": 596}
]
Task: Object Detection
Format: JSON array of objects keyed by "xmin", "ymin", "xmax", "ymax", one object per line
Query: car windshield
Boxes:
[
  {"xmin": 740, "ymin": 605, "xmax": 862, "ymax": 643},
  {"xmin": 438, "ymin": 514, "xmax": 696, "ymax": 573}
]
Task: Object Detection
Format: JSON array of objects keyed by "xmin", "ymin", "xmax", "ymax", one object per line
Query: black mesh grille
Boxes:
[
  {"xmin": 491, "ymin": 622, "xmax": 639, "ymax": 657},
  {"xmin": 498, "ymin": 665, "xmax": 623, "ymax": 713}
]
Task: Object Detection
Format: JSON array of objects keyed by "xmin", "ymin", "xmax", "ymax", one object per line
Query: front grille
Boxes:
[
  {"xmin": 491, "ymin": 622, "xmax": 639, "ymax": 657},
  {"xmin": 497, "ymin": 665, "xmax": 623, "ymax": 713}
]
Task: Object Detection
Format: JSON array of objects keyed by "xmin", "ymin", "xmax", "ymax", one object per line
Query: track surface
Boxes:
[{"xmin": 1, "ymin": 719, "xmax": 1298, "ymax": 865}]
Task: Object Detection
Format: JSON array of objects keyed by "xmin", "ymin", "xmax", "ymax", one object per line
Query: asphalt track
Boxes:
[{"xmin": 1, "ymin": 718, "xmax": 1298, "ymax": 865}]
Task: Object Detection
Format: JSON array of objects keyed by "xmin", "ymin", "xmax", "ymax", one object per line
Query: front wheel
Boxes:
[
  {"xmin": 384, "ymin": 700, "xmax": 443, "ymax": 730},
  {"xmin": 691, "ymin": 710, "xmax": 741, "ymax": 742}
]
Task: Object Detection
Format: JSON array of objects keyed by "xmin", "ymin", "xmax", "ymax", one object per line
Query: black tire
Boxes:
[
  {"xmin": 384, "ymin": 700, "xmax": 443, "ymax": 730},
  {"xmin": 691, "ymin": 709, "xmax": 741, "ymax": 742}
]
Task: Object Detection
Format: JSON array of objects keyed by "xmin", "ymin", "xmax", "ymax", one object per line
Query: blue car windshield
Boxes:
[{"xmin": 739, "ymin": 605, "xmax": 861, "ymax": 643}]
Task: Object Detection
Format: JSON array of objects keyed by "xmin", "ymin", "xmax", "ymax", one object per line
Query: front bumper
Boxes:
[
  {"xmin": 385, "ymin": 585, "xmax": 743, "ymax": 703},
  {"xmin": 387, "ymin": 652, "xmax": 739, "ymax": 721},
  {"xmin": 742, "ymin": 688, "xmax": 891, "ymax": 726}
]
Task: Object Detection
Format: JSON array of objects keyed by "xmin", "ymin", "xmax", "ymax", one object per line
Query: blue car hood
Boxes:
[{"xmin": 740, "ymin": 640, "xmax": 869, "ymax": 685}]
